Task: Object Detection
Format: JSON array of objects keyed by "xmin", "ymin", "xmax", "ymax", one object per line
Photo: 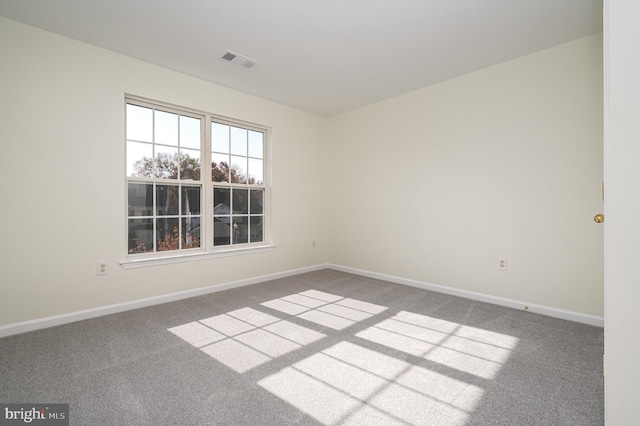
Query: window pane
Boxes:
[
  {"xmin": 128, "ymin": 183, "xmax": 153, "ymax": 216},
  {"xmin": 156, "ymin": 185, "xmax": 179, "ymax": 216},
  {"xmin": 155, "ymin": 146, "xmax": 179, "ymax": 179},
  {"xmin": 182, "ymin": 186, "xmax": 201, "ymax": 216},
  {"xmin": 233, "ymin": 188, "xmax": 249, "ymax": 214},
  {"xmin": 212, "ymin": 122, "xmax": 229, "ymax": 153},
  {"xmin": 180, "ymin": 148, "xmax": 201, "ymax": 180},
  {"xmin": 250, "ymin": 216, "xmax": 263, "ymax": 243},
  {"xmin": 214, "ymin": 217, "xmax": 231, "ymax": 246},
  {"xmin": 182, "ymin": 217, "xmax": 201, "ymax": 249},
  {"xmin": 214, "ymin": 187, "xmax": 231, "ymax": 246},
  {"xmin": 230, "ymin": 126, "xmax": 247, "ymax": 156},
  {"xmin": 232, "ymin": 216, "xmax": 249, "ymax": 244},
  {"xmin": 180, "ymin": 115, "xmax": 201, "ymax": 149},
  {"xmin": 127, "ymin": 141, "xmax": 153, "ymax": 177},
  {"xmin": 231, "ymin": 155, "xmax": 247, "ymax": 183},
  {"xmin": 127, "ymin": 104, "xmax": 153, "ymax": 142},
  {"xmin": 250, "ymin": 189, "xmax": 264, "ymax": 215},
  {"xmin": 248, "ymin": 158, "xmax": 263, "ymax": 184},
  {"xmin": 214, "ymin": 187, "xmax": 231, "ymax": 214},
  {"xmin": 128, "ymin": 218, "xmax": 153, "ymax": 253},
  {"xmin": 248, "ymin": 130, "xmax": 263, "ymax": 158},
  {"xmin": 157, "ymin": 217, "xmax": 180, "ymax": 251},
  {"xmin": 212, "ymin": 152, "xmax": 230, "ymax": 182},
  {"xmin": 155, "ymin": 110, "xmax": 178, "ymax": 146}
]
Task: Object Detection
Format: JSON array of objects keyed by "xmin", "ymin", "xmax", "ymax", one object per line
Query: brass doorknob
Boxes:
[{"xmin": 594, "ymin": 214, "xmax": 604, "ymax": 223}]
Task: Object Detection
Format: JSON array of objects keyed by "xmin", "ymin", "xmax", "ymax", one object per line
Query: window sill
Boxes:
[{"xmin": 120, "ymin": 245, "xmax": 276, "ymax": 269}]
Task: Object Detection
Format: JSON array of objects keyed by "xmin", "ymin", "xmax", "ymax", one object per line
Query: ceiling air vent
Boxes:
[{"xmin": 220, "ymin": 50, "xmax": 259, "ymax": 69}]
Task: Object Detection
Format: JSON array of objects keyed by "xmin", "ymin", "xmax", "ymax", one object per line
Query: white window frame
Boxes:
[{"xmin": 122, "ymin": 95, "xmax": 273, "ymax": 269}]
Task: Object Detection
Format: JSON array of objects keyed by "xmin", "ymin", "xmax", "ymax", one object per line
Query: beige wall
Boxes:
[
  {"xmin": 328, "ymin": 33, "xmax": 603, "ymax": 316},
  {"xmin": 0, "ymin": 17, "xmax": 328, "ymax": 327},
  {"xmin": 604, "ymin": 0, "xmax": 640, "ymax": 421},
  {"xmin": 0, "ymin": 16, "xmax": 604, "ymax": 329}
]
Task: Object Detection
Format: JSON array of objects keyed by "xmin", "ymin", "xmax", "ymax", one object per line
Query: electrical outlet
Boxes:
[
  {"xmin": 312, "ymin": 241, "xmax": 317, "ymax": 249},
  {"xmin": 498, "ymin": 257, "xmax": 508, "ymax": 271},
  {"xmin": 97, "ymin": 261, "xmax": 108, "ymax": 276},
  {"xmin": 420, "ymin": 248, "xmax": 428, "ymax": 260}
]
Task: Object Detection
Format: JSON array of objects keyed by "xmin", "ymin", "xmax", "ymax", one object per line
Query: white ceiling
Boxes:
[{"xmin": 0, "ymin": 0, "xmax": 602, "ymax": 117}]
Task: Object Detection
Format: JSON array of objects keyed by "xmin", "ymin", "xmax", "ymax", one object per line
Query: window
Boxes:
[
  {"xmin": 125, "ymin": 97, "xmax": 269, "ymax": 263},
  {"xmin": 211, "ymin": 122, "xmax": 265, "ymax": 247}
]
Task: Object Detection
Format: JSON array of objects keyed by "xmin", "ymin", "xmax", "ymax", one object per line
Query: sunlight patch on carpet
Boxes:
[
  {"xmin": 356, "ymin": 311, "xmax": 519, "ymax": 380},
  {"xmin": 259, "ymin": 341, "xmax": 484, "ymax": 426},
  {"xmin": 168, "ymin": 291, "xmax": 386, "ymax": 373}
]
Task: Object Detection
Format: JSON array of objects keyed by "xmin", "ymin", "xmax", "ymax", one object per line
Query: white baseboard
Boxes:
[
  {"xmin": 0, "ymin": 264, "xmax": 329, "ymax": 338},
  {"xmin": 327, "ymin": 264, "xmax": 604, "ymax": 327},
  {"xmin": 0, "ymin": 262, "xmax": 603, "ymax": 338}
]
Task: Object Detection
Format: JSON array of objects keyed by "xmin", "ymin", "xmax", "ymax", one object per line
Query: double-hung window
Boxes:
[
  {"xmin": 211, "ymin": 121, "xmax": 266, "ymax": 247},
  {"xmin": 125, "ymin": 96, "xmax": 269, "ymax": 264}
]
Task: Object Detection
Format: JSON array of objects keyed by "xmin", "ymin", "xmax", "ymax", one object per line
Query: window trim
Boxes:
[
  {"xmin": 120, "ymin": 244, "xmax": 277, "ymax": 269},
  {"xmin": 122, "ymin": 95, "xmax": 273, "ymax": 267}
]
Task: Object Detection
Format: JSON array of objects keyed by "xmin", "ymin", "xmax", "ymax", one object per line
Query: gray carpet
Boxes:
[{"xmin": 0, "ymin": 269, "xmax": 604, "ymax": 425}]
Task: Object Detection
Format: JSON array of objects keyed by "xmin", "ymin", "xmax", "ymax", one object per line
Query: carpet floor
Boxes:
[{"xmin": 0, "ymin": 269, "xmax": 604, "ymax": 425}]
